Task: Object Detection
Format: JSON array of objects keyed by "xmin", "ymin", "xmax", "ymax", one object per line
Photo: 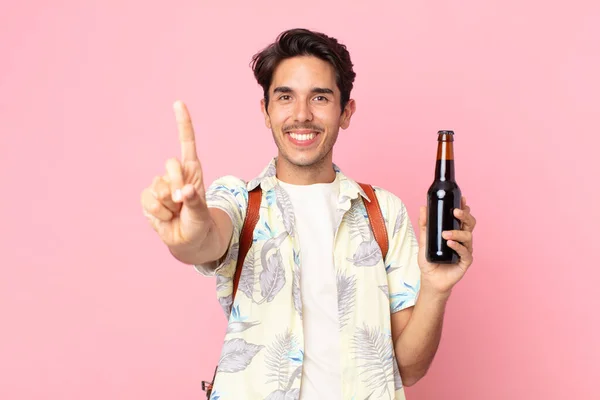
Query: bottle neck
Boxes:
[{"xmin": 435, "ymin": 141, "xmax": 455, "ymax": 181}]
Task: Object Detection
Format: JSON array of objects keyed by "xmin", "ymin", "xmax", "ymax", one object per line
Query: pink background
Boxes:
[{"xmin": 1, "ymin": 0, "xmax": 598, "ymax": 399}]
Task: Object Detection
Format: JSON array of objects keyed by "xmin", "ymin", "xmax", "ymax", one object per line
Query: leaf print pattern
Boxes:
[
  {"xmin": 238, "ymin": 250, "xmax": 255, "ymax": 300},
  {"xmin": 226, "ymin": 321, "xmax": 260, "ymax": 334},
  {"xmin": 348, "ymin": 239, "xmax": 382, "ymax": 267},
  {"xmin": 260, "ymin": 232, "xmax": 289, "ymax": 265},
  {"xmin": 337, "ymin": 271, "xmax": 356, "ymax": 329},
  {"xmin": 379, "ymin": 284, "xmax": 389, "ymax": 298},
  {"xmin": 205, "ymin": 191, "xmax": 231, "ymax": 205},
  {"xmin": 275, "ymin": 184, "xmax": 295, "ymax": 236},
  {"xmin": 265, "ymin": 162, "xmax": 277, "ymax": 177},
  {"xmin": 344, "ymin": 200, "xmax": 383, "ymax": 266},
  {"xmin": 286, "ymin": 365, "xmax": 303, "ymax": 389},
  {"xmin": 218, "ymin": 338, "xmax": 264, "ymax": 373},
  {"xmin": 222, "ymin": 242, "xmax": 239, "ymax": 267},
  {"xmin": 203, "ymin": 160, "xmax": 422, "ymax": 398},
  {"xmin": 266, "ymin": 188, "xmax": 277, "ymax": 206},
  {"xmin": 216, "ymin": 274, "xmax": 231, "ymax": 293},
  {"xmin": 409, "ymin": 222, "xmax": 419, "ymax": 249},
  {"xmin": 255, "ymin": 220, "xmax": 276, "ymax": 242},
  {"xmin": 257, "ymin": 232, "xmax": 289, "ymax": 304},
  {"xmin": 385, "ymin": 262, "xmax": 400, "ymax": 275},
  {"xmin": 292, "ymin": 251, "xmax": 302, "ymax": 318},
  {"xmin": 390, "ymin": 281, "xmax": 420, "ymax": 313},
  {"xmin": 219, "ymin": 294, "xmax": 233, "ymax": 320},
  {"xmin": 259, "ymin": 250, "xmax": 286, "ymax": 304},
  {"xmin": 227, "ymin": 305, "xmax": 260, "ymax": 333},
  {"xmin": 264, "ymin": 388, "xmax": 300, "ymax": 400},
  {"xmin": 392, "ymin": 354, "xmax": 403, "ymax": 390},
  {"xmin": 345, "ymin": 200, "xmax": 372, "ymax": 242},
  {"xmin": 352, "ymin": 324, "xmax": 395, "ymax": 398},
  {"xmin": 393, "ymin": 207, "xmax": 406, "ymax": 237},
  {"xmin": 265, "ymin": 330, "xmax": 297, "ymax": 388}
]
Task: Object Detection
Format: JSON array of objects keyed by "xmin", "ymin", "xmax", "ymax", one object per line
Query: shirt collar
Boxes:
[{"xmin": 247, "ymin": 157, "xmax": 371, "ymax": 203}]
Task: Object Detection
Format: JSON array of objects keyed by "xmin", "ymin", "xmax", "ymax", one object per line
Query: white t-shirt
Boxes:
[{"xmin": 277, "ymin": 177, "xmax": 342, "ymax": 400}]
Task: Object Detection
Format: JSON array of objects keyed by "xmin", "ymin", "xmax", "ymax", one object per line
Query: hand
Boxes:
[
  {"xmin": 140, "ymin": 101, "xmax": 211, "ymax": 248},
  {"xmin": 417, "ymin": 196, "xmax": 477, "ymax": 296}
]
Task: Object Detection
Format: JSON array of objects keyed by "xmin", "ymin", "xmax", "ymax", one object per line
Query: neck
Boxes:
[
  {"xmin": 275, "ymin": 154, "xmax": 336, "ymax": 185},
  {"xmin": 435, "ymin": 141, "xmax": 455, "ymax": 181}
]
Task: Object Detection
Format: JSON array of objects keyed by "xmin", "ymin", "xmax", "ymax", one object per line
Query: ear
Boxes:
[
  {"xmin": 339, "ymin": 99, "xmax": 356, "ymax": 130},
  {"xmin": 260, "ymin": 98, "xmax": 272, "ymax": 129}
]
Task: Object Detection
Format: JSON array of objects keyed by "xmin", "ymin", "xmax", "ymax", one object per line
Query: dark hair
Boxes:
[{"xmin": 251, "ymin": 28, "xmax": 356, "ymax": 112}]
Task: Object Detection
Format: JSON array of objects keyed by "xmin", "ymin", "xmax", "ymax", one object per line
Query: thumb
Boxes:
[{"xmin": 180, "ymin": 184, "xmax": 207, "ymax": 217}]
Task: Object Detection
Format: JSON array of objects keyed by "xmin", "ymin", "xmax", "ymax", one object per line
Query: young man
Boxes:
[{"xmin": 140, "ymin": 28, "xmax": 476, "ymax": 400}]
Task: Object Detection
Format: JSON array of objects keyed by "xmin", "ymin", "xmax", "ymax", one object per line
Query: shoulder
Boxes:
[
  {"xmin": 371, "ymin": 185, "xmax": 408, "ymax": 214},
  {"xmin": 207, "ymin": 175, "xmax": 248, "ymax": 191},
  {"xmin": 205, "ymin": 175, "xmax": 249, "ymax": 214}
]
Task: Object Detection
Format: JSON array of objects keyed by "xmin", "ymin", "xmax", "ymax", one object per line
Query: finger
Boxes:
[
  {"xmin": 442, "ymin": 230, "xmax": 473, "ymax": 252},
  {"xmin": 151, "ymin": 176, "xmax": 180, "ymax": 213},
  {"xmin": 141, "ymin": 188, "xmax": 174, "ymax": 221},
  {"xmin": 461, "ymin": 196, "xmax": 467, "ymax": 209},
  {"xmin": 453, "ymin": 207, "xmax": 476, "ymax": 232},
  {"xmin": 165, "ymin": 158, "xmax": 185, "ymax": 203},
  {"xmin": 442, "ymin": 230, "xmax": 472, "ymax": 244},
  {"xmin": 447, "ymin": 239, "xmax": 473, "ymax": 267},
  {"xmin": 180, "ymin": 183, "xmax": 208, "ymax": 220},
  {"xmin": 174, "ymin": 100, "xmax": 198, "ymax": 162}
]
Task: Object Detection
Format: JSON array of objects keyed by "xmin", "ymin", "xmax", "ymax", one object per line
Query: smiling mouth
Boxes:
[{"xmin": 288, "ymin": 132, "xmax": 317, "ymax": 141}]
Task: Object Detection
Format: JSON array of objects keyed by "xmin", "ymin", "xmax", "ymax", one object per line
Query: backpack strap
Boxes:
[
  {"xmin": 231, "ymin": 187, "xmax": 262, "ymax": 310},
  {"xmin": 230, "ymin": 183, "xmax": 388, "ymax": 311},
  {"xmin": 358, "ymin": 183, "xmax": 389, "ymax": 261}
]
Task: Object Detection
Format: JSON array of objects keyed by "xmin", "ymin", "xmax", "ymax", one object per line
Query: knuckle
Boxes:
[
  {"xmin": 165, "ymin": 157, "xmax": 179, "ymax": 170},
  {"xmin": 158, "ymin": 188, "xmax": 170, "ymax": 201},
  {"xmin": 151, "ymin": 176, "xmax": 162, "ymax": 189}
]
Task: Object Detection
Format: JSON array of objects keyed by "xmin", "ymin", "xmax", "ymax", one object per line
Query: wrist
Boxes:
[
  {"xmin": 419, "ymin": 280, "xmax": 452, "ymax": 303},
  {"xmin": 168, "ymin": 222, "xmax": 213, "ymax": 264}
]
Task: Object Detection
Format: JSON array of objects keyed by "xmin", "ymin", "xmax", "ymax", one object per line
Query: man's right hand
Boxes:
[{"xmin": 140, "ymin": 101, "xmax": 211, "ymax": 250}]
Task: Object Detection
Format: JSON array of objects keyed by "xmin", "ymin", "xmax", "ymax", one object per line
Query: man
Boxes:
[{"xmin": 140, "ymin": 28, "xmax": 476, "ymax": 399}]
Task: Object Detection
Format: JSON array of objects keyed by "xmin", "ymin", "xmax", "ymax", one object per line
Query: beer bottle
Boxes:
[{"xmin": 426, "ymin": 130, "xmax": 462, "ymax": 264}]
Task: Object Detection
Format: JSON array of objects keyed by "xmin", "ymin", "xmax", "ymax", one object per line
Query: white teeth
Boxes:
[{"xmin": 290, "ymin": 133, "xmax": 316, "ymax": 141}]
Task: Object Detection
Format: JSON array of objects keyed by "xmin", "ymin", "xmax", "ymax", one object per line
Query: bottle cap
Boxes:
[{"xmin": 438, "ymin": 130, "xmax": 454, "ymax": 135}]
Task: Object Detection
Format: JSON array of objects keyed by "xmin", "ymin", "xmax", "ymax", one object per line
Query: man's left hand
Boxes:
[{"xmin": 417, "ymin": 196, "xmax": 477, "ymax": 296}]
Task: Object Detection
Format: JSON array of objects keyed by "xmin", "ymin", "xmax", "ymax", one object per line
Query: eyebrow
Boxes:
[{"xmin": 273, "ymin": 86, "xmax": 334, "ymax": 95}]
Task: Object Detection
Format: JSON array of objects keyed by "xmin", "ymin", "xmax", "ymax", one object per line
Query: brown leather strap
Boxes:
[
  {"xmin": 359, "ymin": 183, "xmax": 389, "ymax": 260},
  {"xmin": 231, "ymin": 184, "xmax": 387, "ymax": 310},
  {"xmin": 231, "ymin": 187, "xmax": 262, "ymax": 309}
]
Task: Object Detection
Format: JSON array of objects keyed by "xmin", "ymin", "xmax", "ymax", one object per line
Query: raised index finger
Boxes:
[{"xmin": 173, "ymin": 100, "xmax": 198, "ymax": 162}]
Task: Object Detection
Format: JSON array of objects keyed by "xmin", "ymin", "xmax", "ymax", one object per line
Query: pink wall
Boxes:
[{"xmin": 1, "ymin": 1, "xmax": 598, "ymax": 399}]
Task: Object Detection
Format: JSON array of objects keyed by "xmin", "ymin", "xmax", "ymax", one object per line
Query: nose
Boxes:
[{"xmin": 293, "ymin": 99, "xmax": 313, "ymax": 122}]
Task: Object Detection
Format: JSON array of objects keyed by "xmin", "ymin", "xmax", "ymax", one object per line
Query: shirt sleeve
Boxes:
[
  {"xmin": 192, "ymin": 175, "xmax": 248, "ymax": 279},
  {"xmin": 376, "ymin": 188, "xmax": 421, "ymax": 314}
]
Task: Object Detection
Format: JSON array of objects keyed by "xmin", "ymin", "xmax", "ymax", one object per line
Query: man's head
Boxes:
[{"xmin": 251, "ymin": 28, "xmax": 357, "ymax": 173}]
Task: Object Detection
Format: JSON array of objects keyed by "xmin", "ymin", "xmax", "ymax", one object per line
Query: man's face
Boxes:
[{"xmin": 261, "ymin": 56, "xmax": 355, "ymax": 169}]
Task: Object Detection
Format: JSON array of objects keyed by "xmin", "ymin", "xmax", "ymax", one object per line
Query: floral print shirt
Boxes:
[{"xmin": 195, "ymin": 158, "xmax": 421, "ymax": 400}]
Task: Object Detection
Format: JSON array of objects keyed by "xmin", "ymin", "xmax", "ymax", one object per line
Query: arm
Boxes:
[
  {"xmin": 141, "ymin": 100, "xmax": 242, "ymax": 272},
  {"xmin": 391, "ymin": 289, "xmax": 450, "ymax": 387},
  {"xmin": 390, "ymin": 197, "xmax": 476, "ymax": 387},
  {"xmin": 168, "ymin": 207, "xmax": 233, "ymax": 266}
]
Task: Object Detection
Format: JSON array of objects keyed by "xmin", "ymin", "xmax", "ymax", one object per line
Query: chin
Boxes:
[{"xmin": 281, "ymin": 151, "xmax": 329, "ymax": 169}]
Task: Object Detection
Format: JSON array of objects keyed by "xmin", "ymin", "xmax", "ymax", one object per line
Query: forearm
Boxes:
[
  {"xmin": 168, "ymin": 218, "xmax": 229, "ymax": 266},
  {"xmin": 394, "ymin": 286, "xmax": 450, "ymax": 386}
]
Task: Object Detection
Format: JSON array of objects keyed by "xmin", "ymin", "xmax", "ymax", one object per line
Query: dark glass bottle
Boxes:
[{"xmin": 426, "ymin": 130, "xmax": 462, "ymax": 264}]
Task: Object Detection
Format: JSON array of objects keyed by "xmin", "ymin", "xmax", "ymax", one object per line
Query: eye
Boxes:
[
  {"xmin": 278, "ymin": 95, "xmax": 291, "ymax": 101},
  {"xmin": 314, "ymin": 95, "xmax": 328, "ymax": 102}
]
